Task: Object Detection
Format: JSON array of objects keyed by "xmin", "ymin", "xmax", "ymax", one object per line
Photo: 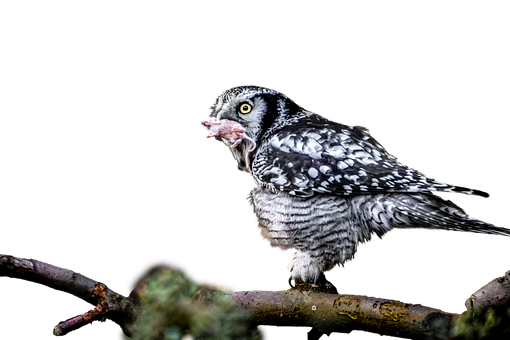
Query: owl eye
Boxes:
[{"xmin": 239, "ymin": 103, "xmax": 252, "ymax": 114}]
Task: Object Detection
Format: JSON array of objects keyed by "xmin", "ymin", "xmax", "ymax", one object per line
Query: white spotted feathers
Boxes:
[{"xmin": 252, "ymin": 116, "xmax": 489, "ymax": 198}]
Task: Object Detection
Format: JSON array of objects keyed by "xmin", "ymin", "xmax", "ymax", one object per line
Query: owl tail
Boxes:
[
  {"xmin": 353, "ymin": 193, "xmax": 510, "ymax": 238},
  {"xmin": 392, "ymin": 194, "xmax": 510, "ymax": 238}
]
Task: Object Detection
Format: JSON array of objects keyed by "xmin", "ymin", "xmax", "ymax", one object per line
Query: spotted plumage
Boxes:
[{"xmin": 206, "ymin": 85, "xmax": 510, "ymax": 284}]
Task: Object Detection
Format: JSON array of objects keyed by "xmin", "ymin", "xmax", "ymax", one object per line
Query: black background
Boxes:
[{"xmin": 0, "ymin": 41, "xmax": 510, "ymax": 339}]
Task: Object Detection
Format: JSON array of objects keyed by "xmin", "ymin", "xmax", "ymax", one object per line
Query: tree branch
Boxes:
[
  {"xmin": 466, "ymin": 270, "xmax": 510, "ymax": 316},
  {"xmin": 1, "ymin": 254, "xmax": 509, "ymax": 339},
  {"xmin": 194, "ymin": 274, "xmax": 510, "ymax": 339},
  {"xmin": 193, "ymin": 288, "xmax": 456, "ymax": 339},
  {"xmin": 0, "ymin": 254, "xmax": 139, "ymax": 336}
]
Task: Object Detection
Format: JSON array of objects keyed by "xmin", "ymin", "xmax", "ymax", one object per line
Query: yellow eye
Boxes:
[{"xmin": 239, "ymin": 103, "xmax": 252, "ymax": 114}]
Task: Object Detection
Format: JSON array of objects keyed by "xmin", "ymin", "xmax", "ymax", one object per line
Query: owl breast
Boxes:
[{"xmin": 249, "ymin": 187, "xmax": 359, "ymax": 265}]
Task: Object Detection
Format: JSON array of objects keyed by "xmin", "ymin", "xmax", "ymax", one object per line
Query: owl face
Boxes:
[{"xmin": 210, "ymin": 86, "xmax": 300, "ymax": 146}]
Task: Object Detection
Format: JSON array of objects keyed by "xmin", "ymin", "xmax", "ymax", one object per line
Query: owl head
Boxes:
[{"xmin": 209, "ymin": 86, "xmax": 302, "ymax": 147}]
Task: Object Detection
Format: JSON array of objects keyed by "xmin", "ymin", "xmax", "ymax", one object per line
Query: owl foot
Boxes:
[
  {"xmin": 289, "ymin": 279, "xmax": 339, "ymax": 294},
  {"xmin": 287, "ymin": 249, "xmax": 324, "ymax": 283}
]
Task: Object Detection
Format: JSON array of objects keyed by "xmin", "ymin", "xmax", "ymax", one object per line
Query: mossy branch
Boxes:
[{"xmin": 0, "ymin": 254, "xmax": 510, "ymax": 339}]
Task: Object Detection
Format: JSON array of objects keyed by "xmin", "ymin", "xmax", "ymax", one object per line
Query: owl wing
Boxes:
[{"xmin": 251, "ymin": 115, "xmax": 488, "ymax": 197}]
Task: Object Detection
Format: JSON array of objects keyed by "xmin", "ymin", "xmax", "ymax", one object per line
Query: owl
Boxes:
[{"xmin": 203, "ymin": 86, "xmax": 510, "ymax": 287}]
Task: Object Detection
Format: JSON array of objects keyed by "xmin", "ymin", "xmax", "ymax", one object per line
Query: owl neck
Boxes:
[{"xmin": 257, "ymin": 99, "xmax": 307, "ymax": 146}]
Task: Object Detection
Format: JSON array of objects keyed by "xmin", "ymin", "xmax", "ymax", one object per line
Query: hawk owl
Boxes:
[{"xmin": 204, "ymin": 86, "xmax": 510, "ymax": 285}]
